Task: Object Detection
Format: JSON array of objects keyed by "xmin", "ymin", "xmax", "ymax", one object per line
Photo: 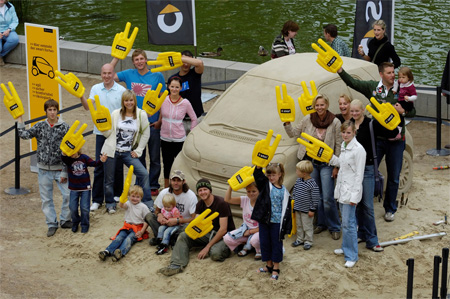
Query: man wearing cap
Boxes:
[
  {"xmin": 145, "ymin": 170, "xmax": 197, "ymax": 246},
  {"xmin": 158, "ymin": 178, "xmax": 235, "ymax": 276}
]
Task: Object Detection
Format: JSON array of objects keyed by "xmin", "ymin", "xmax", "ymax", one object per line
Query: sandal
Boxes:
[
  {"xmin": 257, "ymin": 265, "xmax": 273, "ymax": 274},
  {"xmin": 254, "ymin": 253, "xmax": 262, "ymax": 260},
  {"xmin": 270, "ymin": 269, "xmax": 280, "ymax": 280},
  {"xmin": 237, "ymin": 249, "xmax": 249, "ymax": 257}
]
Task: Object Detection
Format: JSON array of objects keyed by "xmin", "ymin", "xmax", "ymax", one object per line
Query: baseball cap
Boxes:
[{"xmin": 170, "ymin": 170, "xmax": 185, "ymax": 180}]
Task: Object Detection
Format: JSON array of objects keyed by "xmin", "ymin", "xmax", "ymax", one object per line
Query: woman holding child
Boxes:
[
  {"xmin": 101, "ymin": 90, "xmax": 152, "ymax": 213},
  {"xmin": 284, "ymin": 94, "xmax": 342, "ymax": 240}
]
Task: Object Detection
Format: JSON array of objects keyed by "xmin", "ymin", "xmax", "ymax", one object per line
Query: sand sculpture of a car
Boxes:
[{"xmin": 172, "ymin": 53, "xmax": 414, "ymax": 200}]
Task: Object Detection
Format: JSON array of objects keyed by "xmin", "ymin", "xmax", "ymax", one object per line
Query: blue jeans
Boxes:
[
  {"xmin": 259, "ymin": 222, "xmax": 283, "ymax": 263},
  {"xmin": 38, "ymin": 169, "xmax": 71, "ymax": 228},
  {"xmin": 92, "ymin": 135, "xmax": 123, "ymax": 204},
  {"xmin": 376, "ymin": 139, "xmax": 405, "ymax": 214},
  {"xmin": 69, "ymin": 190, "xmax": 90, "ymax": 231},
  {"xmin": 105, "ymin": 229, "xmax": 137, "ymax": 256},
  {"xmin": 311, "ymin": 164, "xmax": 341, "ymax": 232},
  {"xmin": 139, "ymin": 127, "xmax": 161, "ymax": 190},
  {"xmin": 104, "ymin": 151, "xmax": 153, "ymax": 209},
  {"xmin": 1, "ymin": 31, "xmax": 19, "ymax": 57},
  {"xmin": 340, "ymin": 203, "xmax": 358, "ymax": 262},
  {"xmin": 157, "ymin": 225, "xmax": 179, "ymax": 245},
  {"xmin": 356, "ymin": 165, "xmax": 379, "ymax": 248}
]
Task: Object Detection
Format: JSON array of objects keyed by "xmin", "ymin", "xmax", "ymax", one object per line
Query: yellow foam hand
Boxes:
[
  {"xmin": 366, "ymin": 97, "xmax": 401, "ymax": 130},
  {"xmin": 111, "ymin": 22, "xmax": 139, "ymax": 60},
  {"xmin": 119, "ymin": 165, "xmax": 134, "ymax": 204},
  {"xmin": 311, "ymin": 38, "xmax": 343, "ymax": 73},
  {"xmin": 228, "ymin": 166, "xmax": 256, "ymax": 191},
  {"xmin": 288, "ymin": 200, "xmax": 296, "ymax": 238},
  {"xmin": 87, "ymin": 95, "xmax": 111, "ymax": 132},
  {"xmin": 297, "ymin": 132, "xmax": 333, "ymax": 163},
  {"xmin": 147, "ymin": 52, "xmax": 183, "ymax": 73},
  {"xmin": 252, "ymin": 130, "xmax": 282, "ymax": 168},
  {"xmin": 60, "ymin": 120, "xmax": 88, "ymax": 156},
  {"xmin": 276, "ymin": 84, "xmax": 295, "ymax": 123},
  {"xmin": 185, "ymin": 209, "xmax": 219, "ymax": 240},
  {"xmin": 298, "ymin": 80, "xmax": 317, "ymax": 116},
  {"xmin": 142, "ymin": 83, "xmax": 168, "ymax": 116},
  {"xmin": 1, "ymin": 81, "xmax": 24, "ymax": 119},
  {"xmin": 54, "ymin": 71, "xmax": 85, "ymax": 98}
]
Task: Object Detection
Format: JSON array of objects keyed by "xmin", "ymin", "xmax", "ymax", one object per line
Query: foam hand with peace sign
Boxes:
[
  {"xmin": 119, "ymin": 165, "xmax": 134, "ymax": 204},
  {"xmin": 142, "ymin": 83, "xmax": 168, "ymax": 116},
  {"xmin": 111, "ymin": 22, "xmax": 139, "ymax": 60},
  {"xmin": 366, "ymin": 97, "xmax": 401, "ymax": 130},
  {"xmin": 54, "ymin": 71, "xmax": 85, "ymax": 98},
  {"xmin": 185, "ymin": 209, "xmax": 219, "ymax": 240},
  {"xmin": 298, "ymin": 80, "xmax": 317, "ymax": 116},
  {"xmin": 297, "ymin": 132, "xmax": 333, "ymax": 163},
  {"xmin": 276, "ymin": 84, "xmax": 295, "ymax": 123},
  {"xmin": 228, "ymin": 166, "xmax": 256, "ymax": 191},
  {"xmin": 311, "ymin": 38, "xmax": 343, "ymax": 73},
  {"xmin": 88, "ymin": 95, "xmax": 111, "ymax": 132},
  {"xmin": 252, "ymin": 130, "xmax": 282, "ymax": 168},
  {"xmin": 60, "ymin": 120, "xmax": 88, "ymax": 156},
  {"xmin": 147, "ymin": 52, "xmax": 183, "ymax": 73},
  {"xmin": 1, "ymin": 81, "xmax": 24, "ymax": 119},
  {"xmin": 288, "ymin": 200, "xmax": 296, "ymax": 238}
]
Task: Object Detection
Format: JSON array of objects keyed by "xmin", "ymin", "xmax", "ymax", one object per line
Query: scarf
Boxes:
[{"xmin": 310, "ymin": 111, "xmax": 336, "ymax": 129}]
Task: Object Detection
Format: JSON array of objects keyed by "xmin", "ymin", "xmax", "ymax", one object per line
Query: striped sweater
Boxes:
[
  {"xmin": 61, "ymin": 154, "xmax": 101, "ymax": 190},
  {"xmin": 292, "ymin": 177, "xmax": 320, "ymax": 213}
]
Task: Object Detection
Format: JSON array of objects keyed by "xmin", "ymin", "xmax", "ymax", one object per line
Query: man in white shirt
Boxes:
[
  {"xmin": 145, "ymin": 170, "xmax": 197, "ymax": 245},
  {"xmin": 78, "ymin": 63, "xmax": 126, "ymax": 212}
]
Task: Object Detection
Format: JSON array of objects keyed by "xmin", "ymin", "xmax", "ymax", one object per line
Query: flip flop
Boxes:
[
  {"xmin": 257, "ymin": 265, "xmax": 273, "ymax": 274},
  {"xmin": 237, "ymin": 249, "xmax": 249, "ymax": 257}
]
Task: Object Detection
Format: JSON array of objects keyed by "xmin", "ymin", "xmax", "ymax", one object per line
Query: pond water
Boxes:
[{"xmin": 16, "ymin": 0, "xmax": 450, "ymax": 86}]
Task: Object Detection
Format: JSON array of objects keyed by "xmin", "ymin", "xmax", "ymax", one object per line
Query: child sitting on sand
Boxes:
[
  {"xmin": 98, "ymin": 185, "xmax": 149, "ymax": 262},
  {"xmin": 155, "ymin": 194, "xmax": 181, "ymax": 255}
]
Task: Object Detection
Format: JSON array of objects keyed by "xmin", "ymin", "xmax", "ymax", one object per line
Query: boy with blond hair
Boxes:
[{"xmin": 291, "ymin": 161, "xmax": 320, "ymax": 250}]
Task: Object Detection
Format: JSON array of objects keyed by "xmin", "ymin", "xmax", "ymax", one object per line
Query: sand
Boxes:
[{"xmin": 0, "ymin": 65, "xmax": 449, "ymax": 298}]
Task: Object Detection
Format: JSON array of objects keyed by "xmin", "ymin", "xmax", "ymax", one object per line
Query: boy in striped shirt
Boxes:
[{"xmin": 291, "ymin": 161, "xmax": 320, "ymax": 250}]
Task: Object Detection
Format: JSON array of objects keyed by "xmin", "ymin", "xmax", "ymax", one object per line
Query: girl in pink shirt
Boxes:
[{"xmin": 160, "ymin": 77, "xmax": 198, "ymax": 188}]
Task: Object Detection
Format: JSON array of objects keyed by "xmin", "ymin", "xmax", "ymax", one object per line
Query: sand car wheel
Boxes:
[
  {"xmin": 398, "ymin": 150, "xmax": 413, "ymax": 193},
  {"xmin": 48, "ymin": 70, "xmax": 55, "ymax": 79},
  {"xmin": 32, "ymin": 67, "xmax": 39, "ymax": 76}
]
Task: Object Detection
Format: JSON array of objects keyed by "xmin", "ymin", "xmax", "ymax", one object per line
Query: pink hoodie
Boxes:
[{"xmin": 160, "ymin": 96, "xmax": 198, "ymax": 142}]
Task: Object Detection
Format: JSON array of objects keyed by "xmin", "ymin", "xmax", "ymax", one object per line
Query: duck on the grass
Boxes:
[
  {"xmin": 199, "ymin": 47, "xmax": 223, "ymax": 57},
  {"xmin": 258, "ymin": 46, "xmax": 268, "ymax": 56}
]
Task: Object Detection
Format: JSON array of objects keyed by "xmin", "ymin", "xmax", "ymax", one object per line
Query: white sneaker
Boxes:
[
  {"xmin": 334, "ymin": 248, "xmax": 344, "ymax": 255},
  {"xmin": 108, "ymin": 207, "xmax": 116, "ymax": 214},
  {"xmin": 384, "ymin": 212, "xmax": 395, "ymax": 222},
  {"xmin": 90, "ymin": 203, "xmax": 100, "ymax": 211},
  {"xmin": 345, "ymin": 261, "xmax": 357, "ymax": 268},
  {"xmin": 114, "ymin": 196, "xmax": 120, "ymax": 203}
]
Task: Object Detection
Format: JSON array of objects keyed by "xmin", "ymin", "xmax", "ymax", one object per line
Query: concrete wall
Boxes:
[{"xmin": 5, "ymin": 36, "xmax": 448, "ymax": 120}]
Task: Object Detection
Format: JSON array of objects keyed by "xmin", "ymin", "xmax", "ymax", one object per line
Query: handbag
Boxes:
[{"xmin": 369, "ymin": 120, "xmax": 384, "ymax": 202}]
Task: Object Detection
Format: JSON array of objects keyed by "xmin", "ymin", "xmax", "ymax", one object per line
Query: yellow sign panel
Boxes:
[{"xmin": 25, "ymin": 23, "xmax": 60, "ymax": 151}]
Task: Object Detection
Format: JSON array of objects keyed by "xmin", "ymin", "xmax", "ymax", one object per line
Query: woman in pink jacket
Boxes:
[{"xmin": 160, "ymin": 76, "xmax": 198, "ymax": 188}]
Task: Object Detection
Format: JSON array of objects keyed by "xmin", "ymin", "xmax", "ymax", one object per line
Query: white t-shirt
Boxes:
[
  {"xmin": 286, "ymin": 39, "xmax": 296, "ymax": 55},
  {"xmin": 116, "ymin": 116, "xmax": 136, "ymax": 151},
  {"xmin": 154, "ymin": 188, "xmax": 197, "ymax": 219},
  {"xmin": 240, "ymin": 196, "xmax": 258, "ymax": 229},
  {"xmin": 124, "ymin": 201, "xmax": 150, "ymax": 224}
]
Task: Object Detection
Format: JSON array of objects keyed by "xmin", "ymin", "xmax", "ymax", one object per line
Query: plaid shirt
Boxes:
[{"xmin": 331, "ymin": 36, "xmax": 351, "ymax": 57}]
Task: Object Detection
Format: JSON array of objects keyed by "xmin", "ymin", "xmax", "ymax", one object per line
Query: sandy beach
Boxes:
[{"xmin": 0, "ymin": 65, "xmax": 449, "ymax": 298}]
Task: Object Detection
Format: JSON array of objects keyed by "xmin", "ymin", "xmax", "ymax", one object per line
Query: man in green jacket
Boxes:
[{"xmin": 337, "ymin": 62, "xmax": 415, "ymax": 222}]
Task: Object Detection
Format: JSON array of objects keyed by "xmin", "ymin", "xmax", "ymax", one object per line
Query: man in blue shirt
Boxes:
[
  {"xmin": 111, "ymin": 49, "xmax": 167, "ymax": 196},
  {"xmin": 79, "ymin": 63, "xmax": 126, "ymax": 212}
]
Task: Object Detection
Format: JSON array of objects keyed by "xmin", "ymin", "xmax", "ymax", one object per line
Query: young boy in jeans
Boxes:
[
  {"xmin": 98, "ymin": 185, "xmax": 150, "ymax": 262},
  {"xmin": 17, "ymin": 99, "xmax": 71, "ymax": 237},
  {"xmin": 291, "ymin": 161, "xmax": 320, "ymax": 250}
]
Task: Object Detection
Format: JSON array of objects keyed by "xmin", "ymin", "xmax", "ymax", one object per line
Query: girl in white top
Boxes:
[
  {"xmin": 102, "ymin": 90, "xmax": 152, "ymax": 212},
  {"xmin": 223, "ymin": 183, "xmax": 261, "ymax": 259},
  {"xmin": 159, "ymin": 77, "xmax": 198, "ymax": 188},
  {"xmin": 329, "ymin": 120, "xmax": 366, "ymax": 268}
]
